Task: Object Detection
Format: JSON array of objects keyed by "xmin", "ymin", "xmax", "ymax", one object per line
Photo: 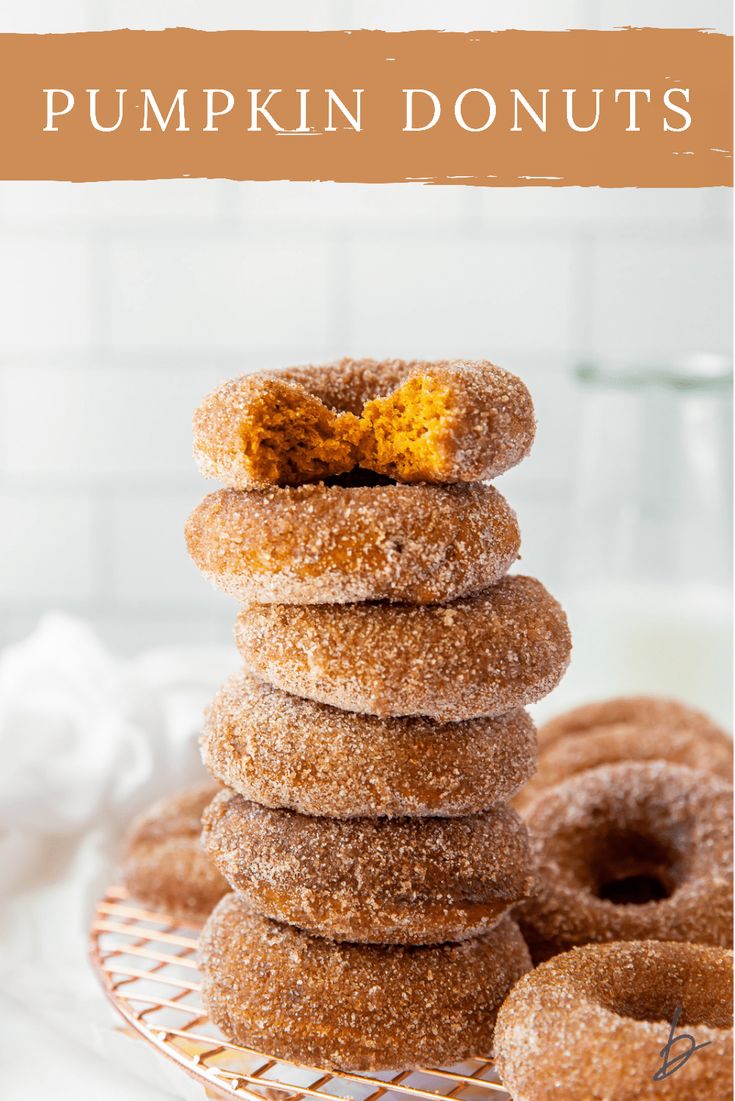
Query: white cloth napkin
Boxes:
[{"xmin": 0, "ymin": 614, "xmax": 239, "ymax": 1099}]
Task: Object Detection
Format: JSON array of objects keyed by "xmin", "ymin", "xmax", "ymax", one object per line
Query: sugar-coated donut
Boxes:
[
  {"xmin": 193, "ymin": 358, "xmax": 535, "ymax": 489},
  {"xmin": 356, "ymin": 359, "xmax": 535, "ymax": 483},
  {"xmin": 518, "ymin": 762, "xmax": 733, "ymax": 961},
  {"xmin": 495, "ymin": 940, "xmax": 733, "ymax": 1101},
  {"xmin": 120, "ymin": 783, "xmax": 228, "ymax": 922},
  {"xmin": 516, "ymin": 700, "xmax": 732, "ymax": 813},
  {"xmin": 538, "ymin": 694, "xmax": 728, "ymax": 750},
  {"xmin": 185, "ymin": 481, "xmax": 520, "ymax": 606},
  {"xmin": 201, "ymin": 790, "xmax": 532, "ymax": 945},
  {"xmin": 201, "ymin": 673, "xmax": 537, "ymax": 818},
  {"xmin": 235, "ymin": 574, "xmax": 571, "ymax": 721},
  {"xmin": 200, "ymin": 893, "xmax": 531, "ymax": 1071}
]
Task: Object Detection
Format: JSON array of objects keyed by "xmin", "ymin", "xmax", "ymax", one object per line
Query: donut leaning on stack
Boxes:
[
  {"xmin": 120, "ymin": 783, "xmax": 228, "ymax": 923},
  {"xmin": 515, "ymin": 694, "xmax": 733, "ymax": 814},
  {"xmin": 186, "ymin": 357, "xmax": 572, "ymax": 1072}
]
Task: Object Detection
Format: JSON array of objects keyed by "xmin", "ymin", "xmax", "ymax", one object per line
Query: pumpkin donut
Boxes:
[
  {"xmin": 120, "ymin": 783, "xmax": 227, "ymax": 922},
  {"xmin": 193, "ymin": 358, "xmax": 535, "ymax": 489},
  {"xmin": 201, "ymin": 790, "xmax": 532, "ymax": 945},
  {"xmin": 201, "ymin": 673, "xmax": 537, "ymax": 818},
  {"xmin": 538, "ymin": 694, "xmax": 728, "ymax": 751},
  {"xmin": 200, "ymin": 893, "xmax": 531, "ymax": 1071},
  {"xmin": 516, "ymin": 702, "xmax": 732, "ymax": 813},
  {"xmin": 495, "ymin": 940, "xmax": 733, "ymax": 1101},
  {"xmin": 185, "ymin": 481, "xmax": 520, "ymax": 605},
  {"xmin": 518, "ymin": 761, "xmax": 733, "ymax": 962},
  {"xmin": 235, "ymin": 574, "xmax": 571, "ymax": 721}
]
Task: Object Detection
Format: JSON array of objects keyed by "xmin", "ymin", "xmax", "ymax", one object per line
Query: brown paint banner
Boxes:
[{"xmin": 0, "ymin": 28, "xmax": 731, "ymax": 186}]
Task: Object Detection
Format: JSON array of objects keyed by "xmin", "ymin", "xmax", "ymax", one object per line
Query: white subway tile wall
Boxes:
[{"xmin": 0, "ymin": 0, "xmax": 731, "ymax": 651}]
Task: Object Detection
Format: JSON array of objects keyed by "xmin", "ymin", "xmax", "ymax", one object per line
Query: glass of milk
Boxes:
[{"xmin": 544, "ymin": 355, "xmax": 732, "ymax": 728}]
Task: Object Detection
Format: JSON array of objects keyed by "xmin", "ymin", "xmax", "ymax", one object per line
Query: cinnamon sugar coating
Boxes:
[
  {"xmin": 495, "ymin": 940, "xmax": 733, "ymax": 1101},
  {"xmin": 193, "ymin": 358, "xmax": 535, "ymax": 489},
  {"xmin": 538, "ymin": 694, "xmax": 728, "ymax": 750},
  {"xmin": 235, "ymin": 575, "xmax": 571, "ymax": 721},
  {"xmin": 200, "ymin": 894, "xmax": 531, "ymax": 1071},
  {"xmin": 201, "ymin": 673, "xmax": 537, "ymax": 818},
  {"xmin": 356, "ymin": 360, "xmax": 534, "ymax": 483},
  {"xmin": 518, "ymin": 762, "xmax": 733, "ymax": 962},
  {"xmin": 194, "ymin": 374, "xmax": 361, "ymax": 490},
  {"xmin": 201, "ymin": 791, "xmax": 532, "ymax": 945},
  {"xmin": 186, "ymin": 482, "xmax": 520, "ymax": 606},
  {"xmin": 120, "ymin": 783, "xmax": 227, "ymax": 922},
  {"xmin": 516, "ymin": 703, "xmax": 732, "ymax": 813}
]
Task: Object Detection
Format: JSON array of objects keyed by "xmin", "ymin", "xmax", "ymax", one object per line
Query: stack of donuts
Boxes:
[{"xmin": 186, "ymin": 357, "xmax": 572, "ymax": 1072}]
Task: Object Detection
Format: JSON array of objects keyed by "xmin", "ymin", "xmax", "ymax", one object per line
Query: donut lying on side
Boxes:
[
  {"xmin": 235, "ymin": 574, "xmax": 571, "ymax": 721},
  {"xmin": 201, "ymin": 789, "xmax": 533, "ymax": 945},
  {"xmin": 193, "ymin": 358, "xmax": 535, "ymax": 489},
  {"xmin": 516, "ymin": 695, "xmax": 732, "ymax": 813},
  {"xmin": 186, "ymin": 481, "xmax": 520, "ymax": 605},
  {"xmin": 518, "ymin": 761, "xmax": 733, "ymax": 962},
  {"xmin": 495, "ymin": 940, "xmax": 733, "ymax": 1101},
  {"xmin": 200, "ymin": 893, "xmax": 531, "ymax": 1072},
  {"xmin": 201, "ymin": 672, "xmax": 537, "ymax": 818},
  {"xmin": 538, "ymin": 694, "xmax": 730, "ymax": 751},
  {"xmin": 120, "ymin": 783, "xmax": 228, "ymax": 923}
]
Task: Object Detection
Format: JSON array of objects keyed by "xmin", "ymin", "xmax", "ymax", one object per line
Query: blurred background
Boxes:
[{"xmin": 0, "ymin": 0, "xmax": 732, "ymax": 721}]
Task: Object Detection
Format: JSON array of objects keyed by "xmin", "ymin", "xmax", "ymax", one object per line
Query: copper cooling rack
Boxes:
[{"xmin": 90, "ymin": 886, "xmax": 511, "ymax": 1101}]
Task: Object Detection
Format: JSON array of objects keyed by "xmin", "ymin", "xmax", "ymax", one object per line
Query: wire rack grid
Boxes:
[{"xmin": 90, "ymin": 886, "xmax": 512, "ymax": 1101}]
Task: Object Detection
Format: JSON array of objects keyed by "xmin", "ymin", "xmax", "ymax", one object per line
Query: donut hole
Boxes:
[
  {"xmin": 359, "ymin": 376, "xmax": 457, "ymax": 481},
  {"xmin": 242, "ymin": 390, "xmax": 362, "ymax": 484},
  {"xmin": 321, "ymin": 469, "xmax": 395, "ymax": 488},
  {"xmin": 612, "ymin": 988, "xmax": 724, "ymax": 1027},
  {"xmin": 589, "ymin": 830, "xmax": 680, "ymax": 906},
  {"xmin": 595, "ymin": 948, "xmax": 732, "ymax": 1028},
  {"xmin": 598, "ymin": 873, "xmax": 668, "ymax": 905}
]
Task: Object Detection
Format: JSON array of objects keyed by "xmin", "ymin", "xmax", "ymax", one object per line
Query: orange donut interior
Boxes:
[
  {"xmin": 240, "ymin": 374, "xmax": 457, "ymax": 485},
  {"xmin": 238, "ymin": 384, "xmax": 362, "ymax": 485},
  {"xmin": 359, "ymin": 375, "xmax": 457, "ymax": 482}
]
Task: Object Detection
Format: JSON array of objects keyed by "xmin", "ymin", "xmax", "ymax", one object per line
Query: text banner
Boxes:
[{"xmin": 0, "ymin": 28, "xmax": 731, "ymax": 186}]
